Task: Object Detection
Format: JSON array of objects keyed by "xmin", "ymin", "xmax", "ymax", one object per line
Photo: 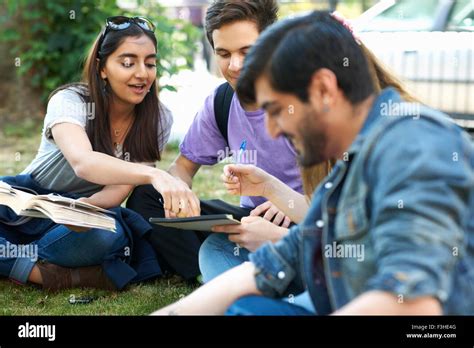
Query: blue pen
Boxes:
[
  {"xmin": 229, "ymin": 140, "xmax": 246, "ymax": 179},
  {"xmin": 237, "ymin": 140, "xmax": 247, "ymax": 164}
]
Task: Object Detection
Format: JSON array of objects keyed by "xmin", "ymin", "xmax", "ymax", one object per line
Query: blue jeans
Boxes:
[
  {"xmin": 0, "ymin": 223, "xmax": 128, "ymax": 284},
  {"xmin": 226, "ymin": 295, "xmax": 315, "ymax": 315},
  {"xmin": 199, "ymin": 233, "xmax": 316, "ymax": 313}
]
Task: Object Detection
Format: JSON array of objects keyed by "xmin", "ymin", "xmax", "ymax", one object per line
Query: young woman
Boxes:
[{"xmin": 0, "ymin": 16, "xmax": 199, "ymax": 291}]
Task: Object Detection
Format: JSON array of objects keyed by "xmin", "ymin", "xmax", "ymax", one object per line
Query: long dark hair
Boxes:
[
  {"xmin": 237, "ymin": 11, "xmax": 418, "ymax": 199},
  {"xmin": 237, "ymin": 10, "xmax": 416, "ymax": 105},
  {"xmin": 50, "ymin": 23, "xmax": 162, "ymax": 162}
]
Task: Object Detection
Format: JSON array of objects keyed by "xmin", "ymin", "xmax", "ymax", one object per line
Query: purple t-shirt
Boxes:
[{"xmin": 180, "ymin": 87, "xmax": 303, "ymax": 209}]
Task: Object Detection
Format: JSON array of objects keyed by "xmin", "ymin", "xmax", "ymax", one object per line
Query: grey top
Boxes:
[{"xmin": 22, "ymin": 87, "xmax": 173, "ymax": 196}]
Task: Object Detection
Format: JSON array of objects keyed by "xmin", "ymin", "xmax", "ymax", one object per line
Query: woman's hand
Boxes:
[
  {"xmin": 250, "ymin": 201, "xmax": 292, "ymax": 228},
  {"xmin": 212, "ymin": 216, "xmax": 289, "ymax": 252},
  {"xmin": 221, "ymin": 164, "xmax": 273, "ymax": 197},
  {"xmin": 150, "ymin": 170, "xmax": 201, "ymax": 218}
]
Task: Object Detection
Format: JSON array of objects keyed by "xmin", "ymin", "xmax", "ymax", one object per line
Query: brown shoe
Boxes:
[{"xmin": 36, "ymin": 261, "xmax": 117, "ymax": 292}]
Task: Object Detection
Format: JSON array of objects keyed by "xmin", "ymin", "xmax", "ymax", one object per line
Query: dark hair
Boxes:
[
  {"xmin": 237, "ymin": 11, "xmax": 375, "ymax": 105},
  {"xmin": 50, "ymin": 23, "xmax": 162, "ymax": 163},
  {"xmin": 237, "ymin": 10, "xmax": 418, "ymax": 106},
  {"xmin": 205, "ymin": 0, "xmax": 278, "ymax": 49}
]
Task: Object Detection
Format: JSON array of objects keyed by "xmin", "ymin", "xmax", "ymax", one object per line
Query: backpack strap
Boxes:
[{"xmin": 214, "ymin": 82, "xmax": 234, "ymax": 146}]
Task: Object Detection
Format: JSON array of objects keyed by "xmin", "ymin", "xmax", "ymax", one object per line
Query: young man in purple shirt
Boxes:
[{"xmin": 126, "ymin": 0, "xmax": 303, "ymax": 284}]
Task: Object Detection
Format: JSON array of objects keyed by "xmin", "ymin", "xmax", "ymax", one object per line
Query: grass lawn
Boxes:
[{"xmin": 0, "ymin": 120, "xmax": 239, "ymax": 315}]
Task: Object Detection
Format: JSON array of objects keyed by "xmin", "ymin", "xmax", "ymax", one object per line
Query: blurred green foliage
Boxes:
[{"xmin": 0, "ymin": 0, "xmax": 200, "ymax": 101}]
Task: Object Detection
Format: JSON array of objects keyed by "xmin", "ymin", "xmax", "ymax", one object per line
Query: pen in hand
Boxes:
[
  {"xmin": 236, "ymin": 140, "xmax": 247, "ymax": 164},
  {"xmin": 230, "ymin": 140, "xmax": 247, "ymax": 177}
]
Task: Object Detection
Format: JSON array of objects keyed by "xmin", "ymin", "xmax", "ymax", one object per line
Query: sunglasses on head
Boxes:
[
  {"xmin": 105, "ymin": 16, "xmax": 156, "ymax": 33},
  {"xmin": 98, "ymin": 16, "xmax": 156, "ymax": 56}
]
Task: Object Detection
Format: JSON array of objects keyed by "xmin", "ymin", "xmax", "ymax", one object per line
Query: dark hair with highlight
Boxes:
[
  {"xmin": 50, "ymin": 23, "xmax": 163, "ymax": 162},
  {"xmin": 237, "ymin": 10, "xmax": 416, "ymax": 106},
  {"xmin": 237, "ymin": 11, "xmax": 417, "ymax": 198}
]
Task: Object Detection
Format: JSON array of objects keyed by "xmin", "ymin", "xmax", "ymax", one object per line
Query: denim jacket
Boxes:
[{"xmin": 249, "ymin": 88, "xmax": 474, "ymax": 315}]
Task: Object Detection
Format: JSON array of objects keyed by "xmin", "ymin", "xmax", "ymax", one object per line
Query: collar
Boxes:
[{"xmin": 346, "ymin": 88, "xmax": 402, "ymax": 156}]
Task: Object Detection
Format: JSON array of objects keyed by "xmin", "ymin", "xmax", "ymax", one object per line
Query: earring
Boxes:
[{"xmin": 102, "ymin": 79, "xmax": 108, "ymax": 94}]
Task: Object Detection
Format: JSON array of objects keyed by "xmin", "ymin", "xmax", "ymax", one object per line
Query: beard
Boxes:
[{"xmin": 294, "ymin": 106, "xmax": 328, "ymax": 168}]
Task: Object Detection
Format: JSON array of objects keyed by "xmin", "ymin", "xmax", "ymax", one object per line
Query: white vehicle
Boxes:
[{"xmin": 353, "ymin": 0, "xmax": 474, "ymax": 130}]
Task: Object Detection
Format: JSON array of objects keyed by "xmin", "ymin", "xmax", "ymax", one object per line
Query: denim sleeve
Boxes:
[
  {"xmin": 365, "ymin": 118, "xmax": 473, "ymax": 305},
  {"xmin": 249, "ymin": 224, "xmax": 303, "ymax": 298}
]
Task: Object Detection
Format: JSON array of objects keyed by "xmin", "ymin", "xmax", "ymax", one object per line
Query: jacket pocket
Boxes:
[
  {"xmin": 332, "ymin": 199, "xmax": 376, "ymax": 298},
  {"xmin": 334, "ymin": 198, "xmax": 369, "ymax": 242}
]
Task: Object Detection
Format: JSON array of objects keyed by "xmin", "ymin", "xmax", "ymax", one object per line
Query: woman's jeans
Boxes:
[
  {"xmin": 0, "ymin": 222, "xmax": 128, "ymax": 284},
  {"xmin": 199, "ymin": 233, "xmax": 316, "ymax": 313}
]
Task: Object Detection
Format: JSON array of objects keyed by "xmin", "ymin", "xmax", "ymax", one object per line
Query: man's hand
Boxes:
[
  {"xmin": 250, "ymin": 201, "xmax": 292, "ymax": 227},
  {"xmin": 212, "ymin": 216, "xmax": 289, "ymax": 252},
  {"xmin": 221, "ymin": 164, "xmax": 272, "ymax": 197}
]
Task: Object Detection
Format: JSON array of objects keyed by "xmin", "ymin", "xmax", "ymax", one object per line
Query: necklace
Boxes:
[
  {"xmin": 113, "ymin": 119, "xmax": 133, "ymax": 138},
  {"xmin": 112, "ymin": 118, "xmax": 134, "ymax": 149}
]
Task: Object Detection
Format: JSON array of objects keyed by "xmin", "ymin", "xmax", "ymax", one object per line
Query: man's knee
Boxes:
[
  {"xmin": 199, "ymin": 233, "xmax": 242, "ymax": 283},
  {"xmin": 199, "ymin": 233, "xmax": 230, "ymax": 261}
]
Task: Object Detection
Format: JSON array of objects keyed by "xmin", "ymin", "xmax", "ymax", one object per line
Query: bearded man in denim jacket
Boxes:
[{"xmin": 153, "ymin": 11, "xmax": 473, "ymax": 316}]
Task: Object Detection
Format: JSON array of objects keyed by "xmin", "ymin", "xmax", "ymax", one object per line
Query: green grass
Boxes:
[
  {"xmin": 0, "ymin": 277, "xmax": 198, "ymax": 315},
  {"xmin": 0, "ymin": 123, "xmax": 239, "ymax": 315}
]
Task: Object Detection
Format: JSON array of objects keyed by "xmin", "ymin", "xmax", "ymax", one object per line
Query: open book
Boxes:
[
  {"xmin": 149, "ymin": 214, "xmax": 240, "ymax": 232},
  {"xmin": 0, "ymin": 181, "xmax": 116, "ymax": 233}
]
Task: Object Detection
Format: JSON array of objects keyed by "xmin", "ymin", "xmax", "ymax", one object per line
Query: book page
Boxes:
[
  {"xmin": 27, "ymin": 200, "xmax": 116, "ymax": 232},
  {"xmin": 0, "ymin": 184, "xmax": 34, "ymax": 215},
  {"xmin": 0, "ymin": 181, "xmax": 116, "ymax": 232},
  {"xmin": 31, "ymin": 194, "xmax": 113, "ymax": 214}
]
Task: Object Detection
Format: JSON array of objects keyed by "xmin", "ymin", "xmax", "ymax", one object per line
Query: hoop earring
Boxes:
[{"xmin": 102, "ymin": 78, "xmax": 108, "ymax": 94}]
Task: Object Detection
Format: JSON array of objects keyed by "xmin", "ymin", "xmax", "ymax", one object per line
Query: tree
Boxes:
[{"xmin": 0, "ymin": 0, "xmax": 199, "ymax": 103}]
